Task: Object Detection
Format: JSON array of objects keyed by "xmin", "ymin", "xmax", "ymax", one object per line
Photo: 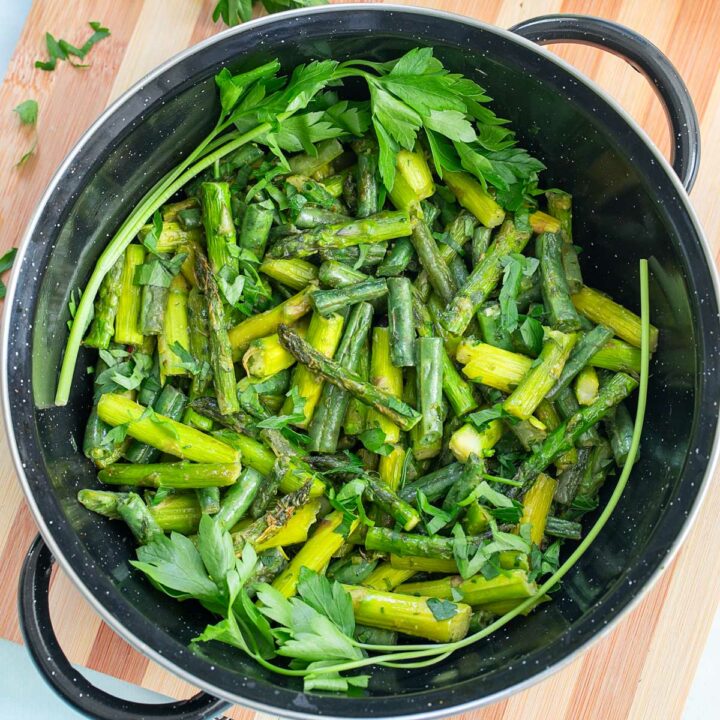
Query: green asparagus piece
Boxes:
[
  {"xmin": 157, "ymin": 274, "xmax": 191, "ymax": 381},
  {"xmin": 259, "ymin": 258, "xmax": 318, "ymax": 290},
  {"xmin": 84, "ymin": 256, "xmax": 124, "ymax": 348},
  {"xmin": 344, "ymin": 584, "xmax": 471, "ymax": 643},
  {"xmin": 503, "ymin": 330, "xmax": 577, "ymax": 420},
  {"xmin": 186, "ymin": 287, "xmax": 212, "ymax": 396},
  {"xmin": 354, "ymin": 625, "xmax": 398, "ymax": 646},
  {"xmin": 286, "ymin": 174, "xmax": 347, "ymax": 214},
  {"xmin": 410, "ymin": 219, "xmax": 457, "ymax": 304},
  {"xmin": 545, "ymin": 515, "xmax": 582, "ymax": 540},
  {"xmin": 214, "ymin": 467, "xmax": 265, "ymax": 531},
  {"xmin": 238, "ymin": 203, "xmax": 273, "ymax": 259},
  {"xmin": 199, "ymin": 181, "xmax": 238, "ymax": 275},
  {"xmin": 365, "ymin": 474, "xmax": 421, "ymax": 531},
  {"xmin": 387, "ymin": 277, "xmax": 416, "ymax": 367},
  {"xmin": 99, "ymin": 461, "xmax": 241, "ymax": 488},
  {"xmin": 471, "ymin": 227, "xmax": 492, "ymax": 266},
  {"xmin": 388, "ymin": 148, "xmax": 435, "ymax": 214},
  {"xmin": 124, "ymin": 384, "xmax": 188, "ymax": 464},
  {"xmin": 288, "ymin": 139, "xmax": 344, "ymax": 176},
  {"xmin": 280, "ymin": 324, "xmax": 420, "ymax": 432},
  {"xmin": 293, "ymin": 205, "xmax": 352, "ymax": 229},
  {"xmin": 444, "ymin": 171, "xmax": 505, "ymax": 227},
  {"xmin": 546, "ymin": 189, "xmax": 583, "ymax": 293},
  {"xmin": 366, "ymin": 327, "xmax": 403, "ymax": 443},
  {"xmin": 317, "ymin": 260, "xmax": 368, "ymax": 288},
  {"xmin": 413, "ymin": 337, "xmax": 444, "ymax": 459},
  {"xmin": 311, "ymin": 278, "xmax": 387, "ymax": 316},
  {"xmin": 117, "ymin": 492, "xmax": 164, "ymax": 545},
  {"xmin": 589, "ymin": 338, "xmax": 642, "ymax": 374},
  {"xmin": 249, "ymin": 463, "xmax": 281, "ymax": 519},
  {"xmin": 539, "ymin": 232, "xmax": 582, "ymax": 331},
  {"xmin": 546, "ymin": 325, "xmax": 614, "ymax": 400},
  {"xmin": 441, "ymin": 219, "xmax": 531, "ymax": 336},
  {"xmin": 575, "ymin": 365, "xmax": 599, "ymax": 405},
  {"xmin": 575, "ymin": 438, "xmax": 615, "ymax": 500},
  {"xmin": 353, "ymin": 139, "xmax": 379, "ymax": 218},
  {"xmin": 138, "ymin": 281, "xmax": 169, "ymax": 336},
  {"xmin": 511, "ymin": 372, "xmax": 639, "ymax": 493},
  {"xmin": 554, "ymin": 447, "xmax": 591, "ymax": 505},
  {"xmin": 365, "ymin": 526, "xmax": 489, "ymax": 560},
  {"xmin": 97, "ymin": 394, "xmax": 240, "ymax": 464},
  {"xmin": 328, "ymin": 555, "xmax": 379, "ymax": 585},
  {"xmin": 195, "ymin": 253, "xmax": 240, "ymax": 415},
  {"xmin": 321, "ymin": 243, "xmax": 387, "ymax": 270},
  {"xmin": 572, "ymin": 285, "xmax": 658, "ymax": 351},
  {"xmin": 400, "ymin": 462, "xmax": 464, "ymax": 504},
  {"xmin": 267, "ymin": 211, "xmax": 411, "ymax": 259},
  {"xmin": 443, "ymin": 453, "xmax": 485, "ymax": 511},
  {"xmin": 78, "ymin": 489, "xmax": 129, "ymax": 519},
  {"xmin": 554, "ymin": 386, "xmax": 601, "ymax": 448},
  {"xmin": 343, "ymin": 337, "xmax": 370, "ymax": 436},
  {"xmin": 196, "ymin": 487, "xmax": 221, "ymax": 515},
  {"xmin": 605, "ymin": 403, "xmax": 635, "ymax": 467},
  {"xmin": 376, "ymin": 238, "xmax": 415, "ymax": 277},
  {"xmin": 308, "ymin": 302, "xmax": 374, "ymax": 453},
  {"xmin": 114, "ymin": 244, "xmax": 145, "ymax": 346}
]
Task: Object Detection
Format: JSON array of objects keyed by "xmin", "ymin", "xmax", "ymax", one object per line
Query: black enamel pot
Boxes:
[{"xmin": 5, "ymin": 6, "xmax": 720, "ymax": 720}]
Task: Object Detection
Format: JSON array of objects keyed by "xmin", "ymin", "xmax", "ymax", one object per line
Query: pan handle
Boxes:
[
  {"xmin": 18, "ymin": 534, "xmax": 232, "ymax": 720},
  {"xmin": 510, "ymin": 14, "xmax": 700, "ymax": 192}
]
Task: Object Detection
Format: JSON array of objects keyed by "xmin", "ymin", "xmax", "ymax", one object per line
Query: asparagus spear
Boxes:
[
  {"xmin": 364, "ymin": 474, "xmax": 421, "ymax": 531},
  {"xmin": 343, "ymin": 337, "xmax": 370, "ymax": 436},
  {"xmin": 362, "ymin": 562, "xmax": 416, "ymax": 592},
  {"xmin": 279, "ymin": 325, "xmax": 421, "ymax": 432},
  {"xmin": 376, "ymin": 238, "xmax": 415, "ymax": 277},
  {"xmin": 117, "ymin": 492, "xmax": 164, "ymax": 545},
  {"xmin": 471, "ymin": 227, "xmax": 492, "ymax": 266},
  {"xmin": 258, "ymin": 258, "xmax": 318, "ymax": 290},
  {"xmin": 353, "ymin": 138, "xmax": 379, "ymax": 218},
  {"xmin": 519, "ymin": 472, "xmax": 557, "ymax": 544},
  {"xmin": 97, "ymin": 394, "xmax": 240, "ymax": 464},
  {"xmin": 267, "ymin": 211, "xmax": 411, "ymax": 259},
  {"xmin": 589, "ymin": 338, "xmax": 642, "ymax": 374},
  {"xmin": 399, "ymin": 462, "xmax": 464, "ymax": 504},
  {"xmin": 195, "ymin": 253, "xmax": 240, "ymax": 415},
  {"xmin": 546, "ymin": 189, "xmax": 583, "ymax": 293},
  {"xmin": 214, "ymin": 467, "xmax": 265, "ymax": 531},
  {"xmin": 289, "ymin": 139, "xmax": 344, "ymax": 176},
  {"xmin": 287, "ymin": 174, "xmax": 348, "ymax": 214},
  {"xmin": 605, "ymin": 403, "xmax": 635, "ymax": 466},
  {"xmin": 239, "ymin": 203, "xmax": 273, "ymax": 259},
  {"xmin": 388, "ymin": 149, "xmax": 435, "ymax": 214},
  {"xmin": 441, "ymin": 218, "xmax": 531, "ymax": 336},
  {"xmin": 84, "ymin": 256, "xmax": 124, "ymax": 348},
  {"xmin": 317, "ymin": 259, "xmax": 368, "ymax": 288},
  {"xmin": 308, "ymin": 302, "xmax": 373, "ymax": 453},
  {"xmin": 365, "ymin": 527, "xmax": 490, "ymax": 560},
  {"xmin": 574, "ymin": 365, "xmax": 599, "ymax": 405},
  {"xmin": 449, "ymin": 421, "xmax": 503, "ymax": 463},
  {"xmin": 99, "ymin": 461, "xmax": 240, "ymax": 488},
  {"xmin": 413, "ymin": 337, "xmax": 444, "ymax": 459},
  {"xmin": 138, "ymin": 280, "xmax": 169, "ymax": 336},
  {"xmin": 546, "ymin": 325, "xmax": 614, "ymax": 400},
  {"xmin": 246, "ymin": 499, "xmax": 322, "ymax": 550},
  {"xmin": 571, "ymin": 285, "xmax": 658, "ymax": 351},
  {"xmin": 272, "ymin": 511, "xmax": 359, "ymax": 597},
  {"xmin": 511, "ymin": 372, "xmax": 639, "ymax": 493},
  {"xmin": 157, "ymin": 274, "xmax": 191, "ymax": 381},
  {"xmin": 387, "ymin": 277, "xmax": 416, "ymax": 367},
  {"xmin": 545, "ymin": 515, "xmax": 582, "ymax": 540},
  {"xmin": 503, "ymin": 330, "xmax": 577, "ymax": 420},
  {"xmin": 114, "ymin": 244, "xmax": 146, "ymax": 346},
  {"xmin": 283, "ymin": 311, "xmax": 345, "ymax": 427},
  {"xmin": 444, "ymin": 171, "xmax": 505, "ymax": 227},
  {"xmin": 125, "ymin": 384, "xmax": 188, "ymax": 464},
  {"xmin": 396, "ymin": 569, "xmax": 536, "ymax": 607},
  {"xmin": 186, "ymin": 287, "xmax": 212, "ymax": 396},
  {"xmin": 196, "ymin": 488, "xmax": 220, "ymax": 515},
  {"xmin": 310, "ymin": 278, "xmax": 387, "ymax": 316},
  {"xmin": 366, "ymin": 327, "xmax": 403, "ymax": 444},
  {"xmin": 242, "ymin": 326, "xmax": 307, "ymax": 379},
  {"xmin": 344, "ymin": 584, "xmax": 471, "ymax": 643},
  {"xmin": 228, "ymin": 285, "xmax": 314, "ymax": 359},
  {"xmin": 390, "ymin": 554, "xmax": 458, "ymax": 574},
  {"xmin": 249, "ymin": 462, "xmax": 281, "ymax": 519},
  {"xmin": 410, "ymin": 219, "xmax": 457, "ymax": 304},
  {"xmin": 199, "ymin": 181, "xmax": 238, "ymax": 275},
  {"xmin": 554, "ymin": 447, "xmax": 591, "ymax": 506},
  {"xmin": 138, "ymin": 222, "xmax": 202, "ymax": 253},
  {"xmin": 539, "ymin": 232, "xmax": 582, "ymax": 331},
  {"xmin": 443, "ymin": 454, "xmax": 485, "ymax": 510},
  {"xmin": 378, "ymin": 445, "xmax": 406, "ymax": 493},
  {"xmin": 529, "ymin": 210, "xmax": 560, "ymax": 234}
]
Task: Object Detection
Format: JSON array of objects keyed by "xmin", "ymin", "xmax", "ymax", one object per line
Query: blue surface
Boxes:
[
  {"xmin": 0, "ymin": 639, "xmax": 172, "ymax": 718},
  {"xmin": 0, "ymin": 0, "xmax": 32, "ymax": 81}
]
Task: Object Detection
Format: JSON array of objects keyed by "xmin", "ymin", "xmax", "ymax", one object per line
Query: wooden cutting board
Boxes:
[{"xmin": 1, "ymin": 2, "xmax": 719, "ymax": 718}]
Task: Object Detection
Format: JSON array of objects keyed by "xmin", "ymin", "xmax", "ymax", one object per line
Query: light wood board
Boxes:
[{"xmin": 0, "ymin": 2, "xmax": 719, "ymax": 719}]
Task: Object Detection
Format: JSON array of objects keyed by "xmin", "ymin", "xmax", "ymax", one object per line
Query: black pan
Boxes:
[{"xmin": 4, "ymin": 6, "xmax": 719, "ymax": 720}]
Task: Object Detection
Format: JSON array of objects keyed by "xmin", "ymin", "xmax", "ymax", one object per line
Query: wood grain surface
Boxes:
[{"xmin": 1, "ymin": 2, "xmax": 719, "ymax": 719}]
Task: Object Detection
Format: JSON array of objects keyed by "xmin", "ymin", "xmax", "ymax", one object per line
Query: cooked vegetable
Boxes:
[{"xmin": 66, "ymin": 49, "xmax": 651, "ymax": 695}]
